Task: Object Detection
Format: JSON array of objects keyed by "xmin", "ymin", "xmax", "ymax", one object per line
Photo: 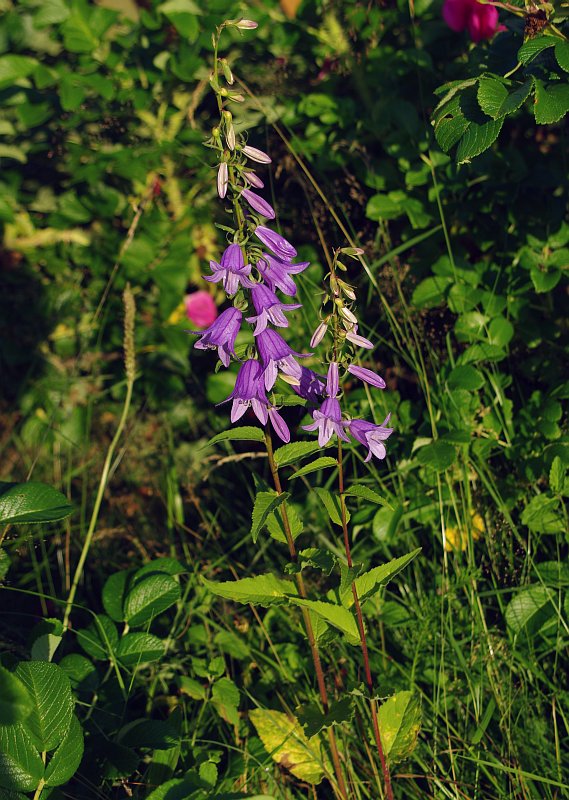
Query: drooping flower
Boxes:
[
  {"xmin": 255, "ymin": 226, "xmax": 297, "ymax": 261},
  {"xmin": 242, "ymin": 189, "xmax": 275, "ymax": 219},
  {"xmin": 244, "ymin": 171, "xmax": 264, "ymax": 188},
  {"xmin": 345, "ymin": 324, "xmax": 374, "ymax": 350},
  {"xmin": 302, "ymin": 397, "xmax": 350, "ymax": 447},
  {"xmin": 257, "ymin": 254, "xmax": 309, "ymax": 297},
  {"xmin": 185, "ymin": 290, "xmax": 218, "ymax": 328},
  {"xmin": 348, "ymin": 415, "xmax": 393, "ymax": 462},
  {"xmin": 217, "ymin": 162, "xmax": 228, "ymax": 199},
  {"xmin": 256, "ymin": 328, "xmax": 310, "ymax": 390},
  {"xmin": 347, "ymin": 364, "xmax": 386, "ymax": 389},
  {"xmin": 187, "ymin": 306, "xmax": 241, "ymax": 367},
  {"xmin": 268, "ymin": 406, "xmax": 290, "ymax": 443},
  {"xmin": 222, "ymin": 359, "xmax": 268, "ymax": 423},
  {"xmin": 204, "ymin": 243, "xmax": 255, "ymax": 296},
  {"xmin": 292, "ymin": 367, "xmax": 327, "ymax": 404},
  {"xmin": 246, "ymin": 284, "xmax": 301, "ymax": 335},
  {"xmin": 442, "ymin": 0, "xmax": 499, "ymax": 42},
  {"xmin": 242, "ymin": 145, "xmax": 271, "ymax": 163}
]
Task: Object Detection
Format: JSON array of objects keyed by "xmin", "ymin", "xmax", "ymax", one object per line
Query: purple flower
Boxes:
[
  {"xmin": 345, "ymin": 325, "xmax": 373, "ymax": 350},
  {"xmin": 217, "ymin": 162, "xmax": 228, "ymax": 199},
  {"xmin": 246, "ymin": 284, "xmax": 301, "ymax": 335},
  {"xmin": 187, "ymin": 306, "xmax": 241, "ymax": 367},
  {"xmin": 255, "ymin": 226, "xmax": 297, "ymax": 261},
  {"xmin": 348, "ymin": 415, "xmax": 393, "ymax": 462},
  {"xmin": 292, "ymin": 367, "xmax": 327, "ymax": 404},
  {"xmin": 302, "ymin": 397, "xmax": 350, "ymax": 447},
  {"xmin": 244, "ymin": 171, "xmax": 264, "ymax": 188},
  {"xmin": 204, "ymin": 243, "xmax": 255, "ymax": 296},
  {"xmin": 326, "ymin": 362, "xmax": 339, "ymax": 398},
  {"xmin": 242, "ymin": 189, "xmax": 275, "ymax": 219},
  {"xmin": 257, "ymin": 254, "xmax": 309, "ymax": 297},
  {"xmin": 268, "ymin": 406, "xmax": 290, "ymax": 443},
  {"xmin": 347, "ymin": 364, "xmax": 386, "ymax": 389},
  {"xmin": 256, "ymin": 329, "xmax": 310, "ymax": 390},
  {"xmin": 242, "ymin": 145, "xmax": 271, "ymax": 163},
  {"xmin": 222, "ymin": 359, "xmax": 268, "ymax": 424}
]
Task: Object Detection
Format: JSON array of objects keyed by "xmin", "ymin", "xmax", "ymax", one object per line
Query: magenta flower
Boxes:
[
  {"xmin": 257, "ymin": 254, "xmax": 309, "ymax": 297},
  {"xmin": 242, "ymin": 189, "xmax": 275, "ymax": 219},
  {"xmin": 302, "ymin": 398, "xmax": 350, "ymax": 447},
  {"xmin": 256, "ymin": 329, "xmax": 310, "ymax": 390},
  {"xmin": 443, "ymin": 0, "xmax": 499, "ymax": 42},
  {"xmin": 223, "ymin": 359, "xmax": 268, "ymax": 424},
  {"xmin": 188, "ymin": 306, "xmax": 241, "ymax": 367},
  {"xmin": 347, "ymin": 364, "xmax": 386, "ymax": 389},
  {"xmin": 292, "ymin": 367, "xmax": 327, "ymax": 404},
  {"xmin": 348, "ymin": 415, "xmax": 393, "ymax": 462},
  {"xmin": 268, "ymin": 406, "xmax": 290, "ymax": 443},
  {"xmin": 255, "ymin": 226, "xmax": 297, "ymax": 261},
  {"xmin": 204, "ymin": 243, "xmax": 255, "ymax": 296},
  {"xmin": 185, "ymin": 290, "xmax": 218, "ymax": 328},
  {"xmin": 242, "ymin": 145, "xmax": 271, "ymax": 163},
  {"xmin": 246, "ymin": 284, "xmax": 301, "ymax": 335}
]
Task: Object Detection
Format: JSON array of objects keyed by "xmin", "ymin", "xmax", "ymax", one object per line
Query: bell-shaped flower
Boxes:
[
  {"xmin": 242, "ymin": 189, "xmax": 275, "ymax": 219},
  {"xmin": 187, "ymin": 306, "xmax": 241, "ymax": 367},
  {"xmin": 268, "ymin": 406, "xmax": 290, "ymax": 443},
  {"xmin": 246, "ymin": 284, "xmax": 301, "ymax": 335},
  {"xmin": 204, "ymin": 243, "xmax": 256, "ymax": 296},
  {"xmin": 348, "ymin": 415, "xmax": 393, "ymax": 461},
  {"xmin": 222, "ymin": 359, "xmax": 268, "ymax": 424},
  {"xmin": 292, "ymin": 367, "xmax": 327, "ymax": 404},
  {"xmin": 255, "ymin": 226, "xmax": 297, "ymax": 261},
  {"xmin": 326, "ymin": 362, "xmax": 340, "ymax": 398},
  {"xmin": 257, "ymin": 254, "xmax": 309, "ymax": 297},
  {"xmin": 347, "ymin": 364, "xmax": 386, "ymax": 389},
  {"xmin": 256, "ymin": 328, "xmax": 310, "ymax": 390},
  {"xmin": 302, "ymin": 397, "xmax": 350, "ymax": 447}
]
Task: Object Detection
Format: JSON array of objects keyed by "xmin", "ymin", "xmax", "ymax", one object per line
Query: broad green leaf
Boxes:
[
  {"xmin": 116, "ymin": 633, "xmax": 165, "ymax": 666},
  {"xmin": 251, "ymin": 491, "xmax": 289, "ymax": 543},
  {"xmin": 290, "ymin": 457, "xmax": 338, "ymax": 479},
  {"xmin": 145, "ymin": 779, "xmax": 204, "ymax": 800},
  {"xmin": 343, "ymin": 549, "xmax": 421, "ymax": 607},
  {"xmin": 118, "ymin": 720, "xmax": 178, "ymax": 749},
  {"xmin": 76, "ymin": 615, "xmax": 119, "ymax": 661},
  {"xmin": 416, "ymin": 441, "xmax": 456, "ymax": 471},
  {"xmin": 250, "ymin": 709, "xmax": 328, "ymax": 784},
  {"xmin": 158, "ymin": 0, "xmax": 201, "ymax": 40},
  {"xmin": 521, "ymin": 495, "xmax": 564, "ymax": 534},
  {"xmin": 212, "ymin": 677, "xmax": 240, "ymax": 726},
  {"xmin": 534, "ymin": 560, "xmax": 569, "ymax": 587},
  {"xmin": 488, "ymin": 316, "xmax": 514, "ymax": 348},
  {"xmin": 518, "ymin": 35, "xmax": 556, "ymax": 64},
  {"xmin": 44, "ymin": 715, "xmax": 83, "ymax": 786},
  {"xmin": 124, "ymin": 573, "xmax": 181, "ymax": 627},
  {"xmin": 448, "ymin": 365, "xmax": 484, "ymax": 391},
  {"xmin": 505, "ymin": 585, "xmax": 556, "ymax": 635},
  {"xmin": 296, "ymin": 697, "xmax": 355, "ymax": 737},
  {"xmin": 58, "ymin": 655, "xmax": 99, "ymax": 694},
  {"xmin": 549, "ymin": 456, "xmax": 565, "ymax": 493},
  {"xmin": 314, "ymin": 488, "xmax": 350, "ymax": 526},
  {"xmin": 477, "ymin": 77, "xmax": 508, "ymax": 118},
  {"xmin": 456, "ymin": 116, "xmax": 503, "ymax": 163},
  {"xmin": 366, "ymin": 193, "xmax": 403, "ymax": 221},
  {"xmin": 411, "ymin": 276, "xmax": 452, "ymax": 308},
  {"xmin": 533, "ymin": 79, "xmax": 569, "ymax": 124},
  {"xmin": 555, "ymin": 40, "xmax": 569, "ymax": 72},
  {"xmin": 435, "ymin": 111, "xmax": 470, "ymax": 153},
  {"xmin": 102, "ymin": 570, "xmax": 131, "ymax": 622},
  {"xmin": 133, "ymin": 558, "xmax": 185, "ymax": 580},
  {"xmin": 0, "ymin": 668, "xmax": 33, "ymax": 726},
  {"xmin": 297, "ymin": 548, "xmax": 337, "ymax": 575},
  {"xmin": 496, "ymin": 80, "xmax": 533, "ymax": 117},
  {"xmin": 207, "ymin": 426, "xmax": 265, "ymax": 447},
  {"xmin": 290, "ymin": 598, "xmax": 360, "ymax": 643},
  {"xmin": 13, "ymin": 662, "xmax": 73, "ymax": 752},
  {"xmin": 0, "ymin": 724, "xmax": 44, "ymax": 792},
  {"xmin": 274, "ymin": 441, "xmax": 321, "ymax": 468},
  {"xmin": 0, "ymin": 482, "xmax": 73, "ymax": 525},
  {"xmin": 378, "ymin": 692, "xmax": 421, "ymax": 765},
  {"xmin": 29, "ymin": 618, "xmax": 63, "ymax": 663},
  {"xmin": 343, "ymin": 485, "xmax": 393, "ymax": 508},
  {"xmin": 266, "ymin": 502, "xmax": 304, "ymax": 543},
  {"xmin": 0, "ymin": 56, "xmax": 38, "ymax": 90},
  {"xmin": 457, "ymin": 343, "xmax": 507, "ymax": 364},
  {"xmin": 202, "ymin": 573, "xmax": 297, "ymax": 606},
  {"xmin": 530, "ymin": 265, "xmax": 561, "ymax": 293}
]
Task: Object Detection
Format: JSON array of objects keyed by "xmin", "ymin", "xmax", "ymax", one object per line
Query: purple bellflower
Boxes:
[
  {"xmin": 345, "ymin": 324, "xmax": 374, "ymax": 349},
  {"xmin": 257, "ymin": 254, "xmax": 309, "ymax": 297},
  {"xmin": 242, "ymin": 145, "xmax": 271, "ymax": 163},
  {"xmin": 204, "ymin": 243, "xmax": 255, "ymax": 296},
  {"xmin": 302, "ymin": 362, "xmax": 349, "ymax": 446},
  {"xmin": 292, "ymin": 367, "xmax": 327, "ymax": 404},
  {"xmin": 256, "ymin": 328, "xmax": 310, "ymax": 390},
  {"xmin": 348, "ymin": 415, "xmax": 393, "ymax": 461},
  {"xmin": 255, "ymin": 226, "xmax": 297, "ymax": 261},
  {"xmin": 246, "ymin": 284, "xmax": 301, "ymax": 335},
  {"xmin": 242, "ymin": 189, "xmax": 275, "ymax": 219},
  {"xmin": 223, "ymin": 359, "xmax": 268, "ymax": 424},
  {"xmin": 244, "ymin": 171, "xmax": 264, "ymax": 188},
  {"xmin": 268, "ymin": 406, "xmax": 290, "ymax": 443},
  {"xmin": 187, "ymin": 306, "xmax": 241, "ymax": 367},
  {"xmin": 347, "ymin": 364, "xmax": 386, "ymax": 389}
]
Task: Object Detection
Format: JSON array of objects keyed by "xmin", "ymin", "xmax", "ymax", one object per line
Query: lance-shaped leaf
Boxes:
[
  {"xmin": 273, "ymin": 441, "xmax": 321, "ymax": 468},
  {"xmin": 378, "ymin": 691, "xmax": 421, "ymax": 765},
  {"xmin": 207, "ymin": 426, "xmax": 265, "ymax": 446},
  {"xmin": 202, "ymin": 573, "xmax": 297, "ymax": 606},
  {"xmin": 290, "ymin": 598, "xmax": 360, "ymax": 644},
  {"xmin": 342, "ymin": 549, "xmax": 421, "ymax": 607},
  {"xmin": 314, "ymin": 488, "xmax": 349, "ymax": 526},
  {"xmin": 251, "ymin": 491, "xmax": 289, "ymax": 543},
  {"xmin": 290, "ymin": 457, "xmax": 338, "ymax": 479},
  {"xmin": 0, "ymin": 482, "xmax": 73, "ymax": 525},
  {"xmin": 343, "ymin": 485, "xmax": 393, "ymax": 508}
]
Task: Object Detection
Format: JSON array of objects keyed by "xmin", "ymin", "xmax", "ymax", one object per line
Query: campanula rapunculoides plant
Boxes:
[{"xmin": 192, "ymin": 19, "xmax": 422, "ymax": 799}]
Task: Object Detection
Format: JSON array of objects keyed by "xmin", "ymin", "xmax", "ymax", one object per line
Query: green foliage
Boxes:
[
  {"xmin": 378, "ymin": 692, "xmax": 421, "ymax": 766},
  {"xmin": 0, "ymin": 482, "xmax": 73, "ymax": 525}
]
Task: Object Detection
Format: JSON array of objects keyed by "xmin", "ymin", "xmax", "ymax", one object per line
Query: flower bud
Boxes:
[
  {"xmin": 338, "ymin": 280, "xmax": 356, "ymax": 300},
  {"xmin": 339, "ymin": 306, "xmax": 358, "ymax": 325},
  {"xmin": 340, "ymin": 246, "xmax": 365, "ymax": 258},
  {"xmin": 226, "ymin": 125, "xmax": 235, "ymax": 150},
  {"xmin": 310, "ymin": 321, "xmax": 328, "ymax": 348},
  {"xmin": 220, "ymin": 87, "xmax": 228, "ymax": 97},
  {"xmin": 217, "ymin": 162, "xmax": 228, "ymax": 199},
  {"xmin": 243, "ymin": 171, "xmax": 264, "ymax": 189},
  {"xmin": 220, "ymin": 58, "xmax": 234, "ymax": 85},
  {"xmin": 235, "ymin": 18, "xmax": 258, "ymax": 29},
  {"xmin": 242, "ymin": 145, "xmax": 271, "ymax": 164},
  {"xmin": 228, "ymin": 92, "xmax": 245, "ymax": 103}
]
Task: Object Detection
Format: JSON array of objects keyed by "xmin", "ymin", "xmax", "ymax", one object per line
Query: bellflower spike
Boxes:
[
  {"xmin": 242, "ymin": 189, "xmax": 275, "ymax": 219},
  {"xmin": 188, "ymin": 306, "xmax": 241, "ymax": 367},
  {"xmin": 256, "ymin": 329, "xmax": 310, "ymax": 390},
  {"xmin": 244, "ymin": 171, "xmax": 264, "ymax": 189},
  {"xmin": 292, "ymin": 367, "xmax": 327, "ymax": 404},
  {"xmin": 204, "ymin": 243, "xmax": 255, "ymax": 296},
  {"xmin": 217, "ymin": 162, "xmax": 228, "ymax": 199},
  {"xmin": 327, "ymin": 362, "xmax": 339, "ymax": 398},
  {"xmin": 246, "ymin": 284, "xmax": 301, "ymax": 335},
  {"xmin": 257, "ymin": 254, "xmax": 310, "ymax": 297},
  {"xmin": 302, "ymin": 397, "xmax": 350, "ymax": 447},
  {"xmin": 348, "ymin": 415, "xmax": 393, "ymax": 462},
  {"xmin": 268, "ymin": 406, "xmax": 290, "ymax": 443},
  {"xmin": 347, "ymin": 364, "xmax": 386, "ymax": 389},
  {"xmin": 222, "ymin": 359, "xmax": 268, "ymax": 424},
  {"xmin": 345, "ymin": 325, "xmax": 374, "ymax": 350},
  {"xmin": 255, "ymin": 226, "xmax": 297, "ymax": 261},
  {"xmin": 242, "ymin": 145, "xmax": 271, "ymax": 163}
]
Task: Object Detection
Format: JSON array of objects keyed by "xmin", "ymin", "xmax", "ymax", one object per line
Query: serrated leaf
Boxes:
[
  {"xmin": 0, "ymin": 668, "xmax": 33, "ymax": 726},
  {"xmin": 456, "ymin": 116, "xmax": 503, "ymax": 163},
  {"xmin": 116, "ymin": 633, "xmax": 165, "ymax": 666},
  {"xmin": 251, "ymin": 491, "xmax": 289, "ymax": 543},
  {"xmin": 212, "ymin": 677, "xmax": 240, "ymax": 726},
  {"xmin": 58, "ymin": 655, "xmax": 99, "ymax": 694},
  {"xmin": 266, "ymin": 501, "xmax": 304, "ymax": 543},
  {"xmin": 202, "ymin": 573, "xmax": 297, "ymax": 606},
  {"xmin": 521, "ymin": 495, "xmax": 564, "ymax": 533},
  {"xmin": 124, "ymin": 573, "xmax": 180, "ymax": 627},
  {"xmin": 274, "ymin": 441, "xmax": 321, "ymax": 468},
  {"xmin": 0, "ymin": 56, "xmax": 38, "ymax": 90},
  {"xmin": 0, "ymin": 482, "xmax": 73, "ymax": 525},
  {"xmin": 533, "ymin": 78, "xmax": 569, "ymax": 124},
  {"xmin": 378, "ymin": 692, "xmax": 421, "ymax": 765},
  {"xmin": 297, "ymin": 697, "xmax": 355, "ymax": 737},
  {"xmin": 343, "ymin": 485, "xmax": 393, "ymax": 508},
  {"xmin": 518, "ymin": 35, "xmax": 556, "ymax": 64},
  {"xmin": 13, "ymin": 662, "xmax": 73, "ymax": 752},
  {"xmin": 297, "ymin": 548, "xmax": 337, "ymax": 575},
  {"xmin": 44, "ymin": 715, "xmax": 83, "ymax": 786},
  {"xmin": 505, "ymin": 585, "xmax": 556, "ymax": 635},
  {"xmin": 342, "ymin": 549, "xmax": 421, "ymax": 607},
  {"xmin": 290, "ymin": 598, "xmax": 360, "ymax": 643},
  {"xmin": 250, "ymin": 709, "xmax": 328, "ymax": 784},
  {"xmin": 207, "ymin": 427, "xmax": 265, "ymax": 447},
  {"xmin": 314, "ymin": 488, "xmax": 350, "ymax": 526},
  {"xmin": 549, "ymin": 456, "xmax": 565, "ymax": 493},
  {"xmin": 477, "ymin": 77, "xmax": 508, "ymax": 118},
  {"xmin": 0, "ymin": 724, "xmax": 44, "ymax": 792},
  {"xmin": 555, "ymin": 40, "xmax": 569, "ymax": 72},
  {"xmin": 290, "ymin": 457, "xmax": 338, "ymax": 479}
]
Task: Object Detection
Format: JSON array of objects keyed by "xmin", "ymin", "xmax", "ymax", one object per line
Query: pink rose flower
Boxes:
[
  {"xmin": 443, "ymin": 0, "xmax": 499, "ymax": 42},
  {"xmin": 184, "ymin": 291, "xmax": 218, "ymax": 328}
]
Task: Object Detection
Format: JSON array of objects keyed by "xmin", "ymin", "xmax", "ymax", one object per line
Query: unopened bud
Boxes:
[
  {"xmin": 338, "ymin": 280, "xmax": 356, "ymax": 300},
  {"xmin": 242, "ymin": 145, "xmax": 271, "ymax": 164},
  {"xmin": 217, "ymin": 162, "xmax": 228, "ymax": 199},
  {"xmin": 228, "ymin": 93, "xmax": 245, "ymax": 103},
  {"xmin": 340, "ymin": 246, "xmax": 365, "ymax": 258},
  {"xmin": 310, "ymin": 321, "xmax": 328, "ymax": 348},
  {"xmin": 339, "ymin": 306, "xmax": 358, "ymax": 325},
  {"xmin": 220, "ymin": 58, "xmax": 234, "ymax": 85},
  {"xmin": 226, "ymin": 124, "xmax": 235, "ymax": 150},
  {"xmin": 220, "ymin": 87, "xmax": 228, "ymax": 97},
  {"xmin": 235, "ymin": 18, "xmax": 258, "ymax": 29},
  {"xmin": 212, "ymin": 126, "xmax": 220, "ymax": 138},
  {"xmin": 243, "ymin": 171, "xmax": 264, "ymax": 189}
]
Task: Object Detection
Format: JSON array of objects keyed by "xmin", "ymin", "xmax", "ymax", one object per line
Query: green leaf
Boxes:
[
  {"xmin": 0, "ymin": 667, "xmax": 33, "ymax": 726},
  {"xmin": 447, "ymin": 365, "xmax": 485, "ymax": 391},
  {"xmin": 250, "ymin": 709, "xmax": 328, "ymax": 784},
  {"xmin": 290, "ymin": 599, "xmax": 360, "ymax": 644},
  {"xmin": 378, "ymin": 692, "xmax": 421, "ymax": 765},
  {"xmin": 0, "ymin": 56, "xmax": 38, "ymax": 90},
  {"xmin": 416, "ymin": 441, "xmax": 456, "ymax": 471},
  {"xmin": 518, "ymin": 35, "xmax": 556, "ymax": 64},
  {"xmin": 207, "ymin": 426, "xmax": 265, "ymax": 447},
  {"xmin": 202, "ymin": 573, "xmax": 297, "ymax": 606},
  {"xmin": 134, "ymin": 558, "xmax": 185, "ymax": 580},
  {"xmin": 344, "ymin": 549, "xmax": 421, "ymax": 607},
  {"xmin": 30, "ymin": 618, "xmax": 63, "ymax": 663},
  {"xmin": 533, "ymin": 79, "xmax": 569, "ymax": 124},
  {"xmin": 158, "ymin": 0, "xmax": 201, "ymax": 41},
  {"xmin": 102, "ymin": 570, "xmax": 131, "ymax": 622},
  {"xmin": 0, "ymin": 482, "xmax": 73, "ymax": 525},
  {"xmin": 411, "ymin": 276, "xmax": 451, "ymax": 308},
  {"xmin": 555, "ymin": 40, "xmax": 569, "ymax": 72},
  {"xmin": 297, "ymin": 697, "xmax": 355, "ymax": 737},
  {"xmin": 549, "ymin": 456, "xmax": 565, "ymax": 493},
  {"xmin": 0, "ymin": 549, "xmax": 10, "ymax": 579},
  {"xmin": 521, "ymin": 495, "xmax": 564, "ymax": 534},
  {"xmin": 13, "ymin": 662, "xmax": 73, "ymax": 752},
  {"xmin": 212, "ymin": 677, "xmax": 240, "ymax": 726},
  {"xmin": 290, "ymin": 457, "xmax": 338, "ymax": 479},
  {"xmin": 76, "ymin": 615, "xmax": 118, "ymax": 661},
  {"xmin": 251, "ymin": 491, "xmax": 290, "ymax": 544},
  {"xmin": 456, "ymin": 116, "xmax": 503, "ymax": 164},
  {"xmin": 0, "ymin": 724, "xmax": 44, "ymax": 792},
  {"xmin": 488, "ymin": 316, "xmax": 514, "ymax": 348},
  {"xmin": 505, "ymin": 585, "xmax": 556, "ymax": 635},
  {"xmin": 116, "ymin": 633, "xmax": 165, "ymax": 667},
  {"xmin": 366, "ymin": 193, "xmax": 404, "ymax": 221},
  {"xmin": 274, "ymin": 441, "xmax": 321, "ymax": 468},
  {"xmin": 266, "ymin": 502, "xmax": 304, "ymax": 543},
  {"xmin": 314, "ymin": 488, "xmax": 349, "ymax": 526},
  {"xmin": 124, "ymin": 573, "xmax": 181, "ymax": 627},
  {"xmin": 44, "ymin": 715, "xmax": 83, "ymax": 786},
  {"xmin": 118, "ymin": 719, "xmax": 178, "ymax": 749},
  {"xmin": 530, "ymin": 265, "xmax": 561, "ymax": 293},
  {"xmin": 58, "ymin": 655, "xmax": 99, "ymax": 694},
  {"xmin": 343, "ymin": 485, "xmax": 393, "ymax": 508},
  {"xmin": 477, "ymin": 77, "xmax": 508, "ymax": 118},
  {"xmin": 297, "ymin": 548, "xmax": 337, "ymax": 575}
]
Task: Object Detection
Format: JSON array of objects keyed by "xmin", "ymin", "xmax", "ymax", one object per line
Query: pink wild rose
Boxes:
[
  {"xmin": 185, "ymin": 291, "xmax": 218, "ymax": 328},
  {"xmin": 443, "ymin": 0, "xmax": 499, "ymax": 42}
]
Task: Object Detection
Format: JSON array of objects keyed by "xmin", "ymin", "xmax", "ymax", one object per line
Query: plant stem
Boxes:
[{"xmin": 264, "ymin": 428, "xmax": 350, "ymax": 800}]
